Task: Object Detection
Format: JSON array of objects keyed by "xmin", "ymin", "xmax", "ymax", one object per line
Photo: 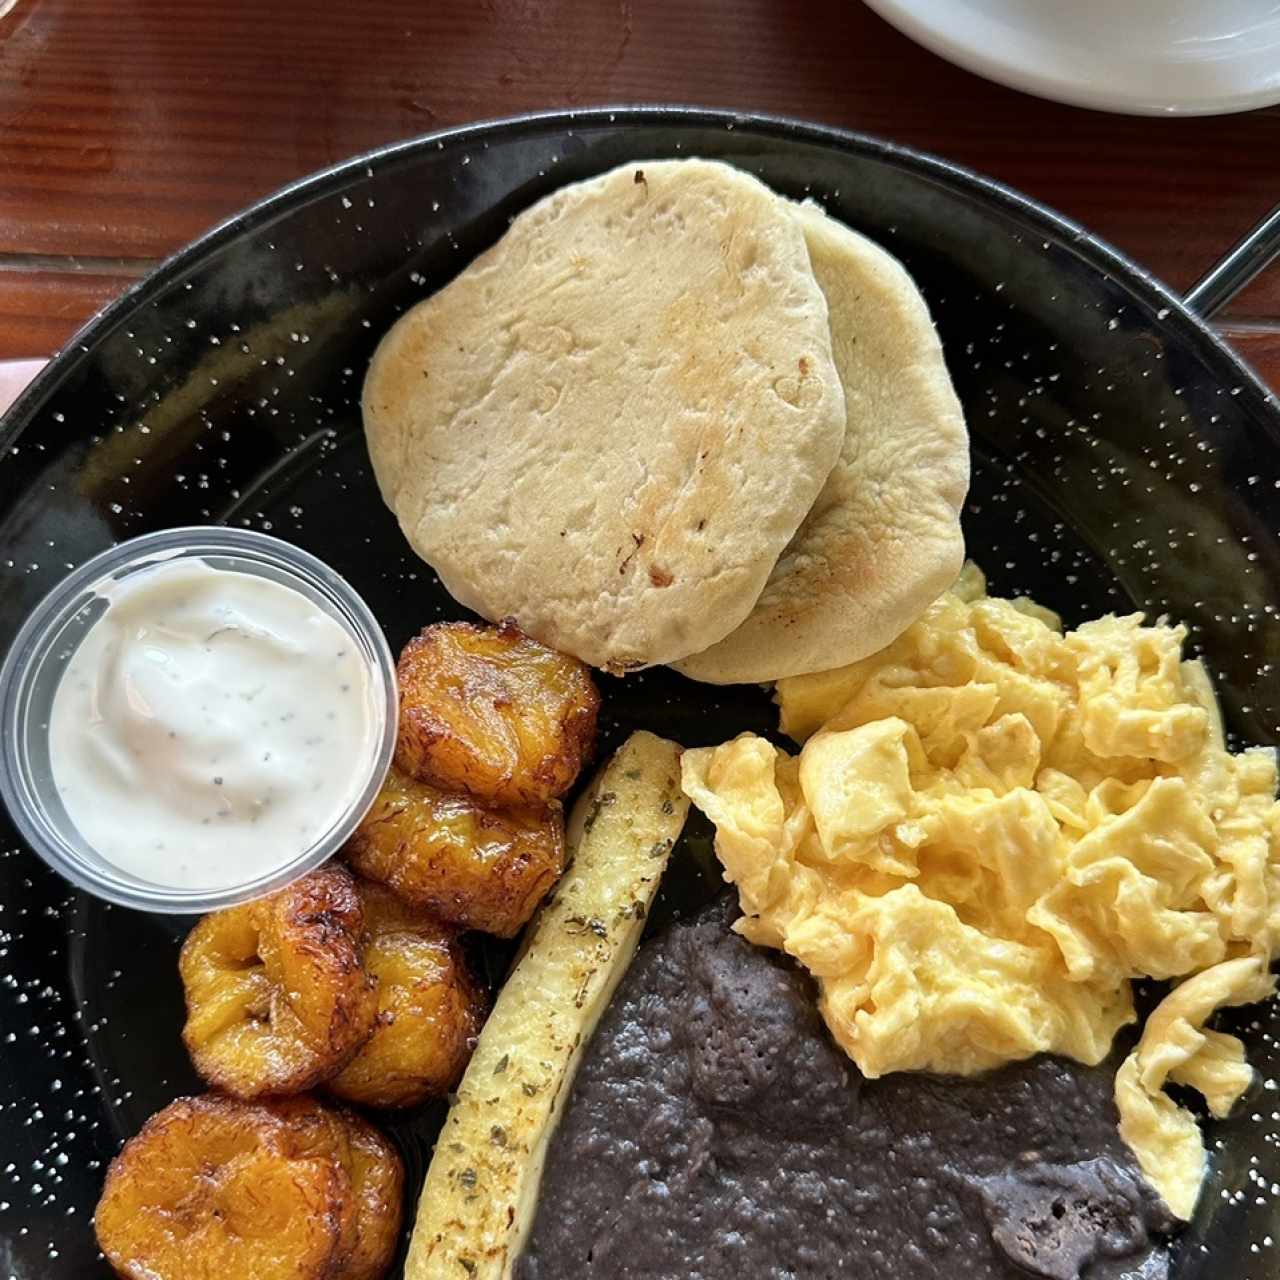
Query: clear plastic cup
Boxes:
[{"xmin": 0, "ymin": 527, "xmax": 397, "ymax": 913}]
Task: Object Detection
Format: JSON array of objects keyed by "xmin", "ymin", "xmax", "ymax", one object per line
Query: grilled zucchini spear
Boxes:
[{"xmin": 405, "ymin": 730, "xmax": 689, "ymax": 1280}]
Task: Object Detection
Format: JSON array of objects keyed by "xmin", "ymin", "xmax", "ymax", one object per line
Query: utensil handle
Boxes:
[{"xmin": 1184, "ymin": 203, "xmax": 1280, "ymax": 320}]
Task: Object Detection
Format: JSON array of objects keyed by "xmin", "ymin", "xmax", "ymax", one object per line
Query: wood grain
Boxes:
[
  {"xmin": 0, "ymin": 0, "xmax": 1277, "ymax": 381},
  {"xmin": 1218, "ymin": 325, "xmax": 1280, "ymax": 397},
  {"xmin": 0, "ymin": 265, "xmax": 150, "ymax": 359},
  {"xmin": 1, "ymin": 0, "xmax": 1277, "ymax": 316}
]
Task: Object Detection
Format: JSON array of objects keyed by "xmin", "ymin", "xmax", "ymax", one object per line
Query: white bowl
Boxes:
[{"xmin": 865, "ymin": 0, "xmax": 1280, "ymax": 116}]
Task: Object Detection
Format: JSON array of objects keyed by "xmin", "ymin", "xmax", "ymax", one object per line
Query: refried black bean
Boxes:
[{"xmin": 518, "ymin": 896, "xmax": 1173, "ymax": 1280}]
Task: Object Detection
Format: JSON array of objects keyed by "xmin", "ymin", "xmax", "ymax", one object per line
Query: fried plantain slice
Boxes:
[
  {"xmin": 345, "ymin": 766, "xmax": 565, "ymax": 937},
  {"xmin": 330, "ymin": 1107, "xmax": 407, "ymax": 1280},
  {"xmin": 329, "ymin": 882, "xmax": 486, "ymax": 1108},
  {"xmin": 395, "ymin": 620, "xmax": 599, "ymax": 807},
  {"xmin": 180, "ymin": 864, "xmax": 378, "ymax": 1097},
  {"xmin": 95, "ymin": 1093, "xmax": 350, "ymax": 1280}
]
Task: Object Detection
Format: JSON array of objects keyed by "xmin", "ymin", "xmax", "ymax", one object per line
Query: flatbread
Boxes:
[
  {"xmin": 674, "ymin": 200, "xmax": 969, "ymax": 684},
  {"xmin": 363, "ymin": 159, "xmax": 846, "ymax": 672}
]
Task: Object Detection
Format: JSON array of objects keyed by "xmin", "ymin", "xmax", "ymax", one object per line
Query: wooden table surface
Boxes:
[{"xmin": 2, "ymin": 0, "xmax": 1278, "ymax": 396}]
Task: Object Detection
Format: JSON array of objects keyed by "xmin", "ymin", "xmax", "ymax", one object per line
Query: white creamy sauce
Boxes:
[{"xmin": 48, "ymin": 559, "xmax": 378, "ymax": 891}]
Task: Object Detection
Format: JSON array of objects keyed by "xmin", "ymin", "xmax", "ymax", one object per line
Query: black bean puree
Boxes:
[{"xmin": 518, "ymin": 897, "xmax": 1173, "ymax": 1280}]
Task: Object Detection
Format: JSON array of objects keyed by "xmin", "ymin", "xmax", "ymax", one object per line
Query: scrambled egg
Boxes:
[{"xmin": 681, "ymin": 568, "xmax": 1280, "ymax": 1220}]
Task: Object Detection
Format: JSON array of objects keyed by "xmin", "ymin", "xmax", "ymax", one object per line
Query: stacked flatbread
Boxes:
[{"xmin": 363, "ymin": 159, "xmax": 968, "ymax": 682}]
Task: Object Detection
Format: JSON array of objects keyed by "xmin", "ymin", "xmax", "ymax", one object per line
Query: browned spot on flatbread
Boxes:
[
  {"xmin": 619, "ymin": 533, "xmax": 646, "ymax": 576},
  {"xmin": 649, "ymin": 566, "xmax": 673, "ymax": 588}
]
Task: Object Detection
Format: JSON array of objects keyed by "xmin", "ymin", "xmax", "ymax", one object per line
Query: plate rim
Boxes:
[{"xmin": 2, "ymin": 104, "xmax": 1276, "ymax": 454}]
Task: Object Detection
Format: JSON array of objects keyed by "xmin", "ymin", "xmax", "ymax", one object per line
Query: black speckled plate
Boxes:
[{"xmin": 1, "ymin": 108, "xmax": 1278, "ymax": 1279}]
